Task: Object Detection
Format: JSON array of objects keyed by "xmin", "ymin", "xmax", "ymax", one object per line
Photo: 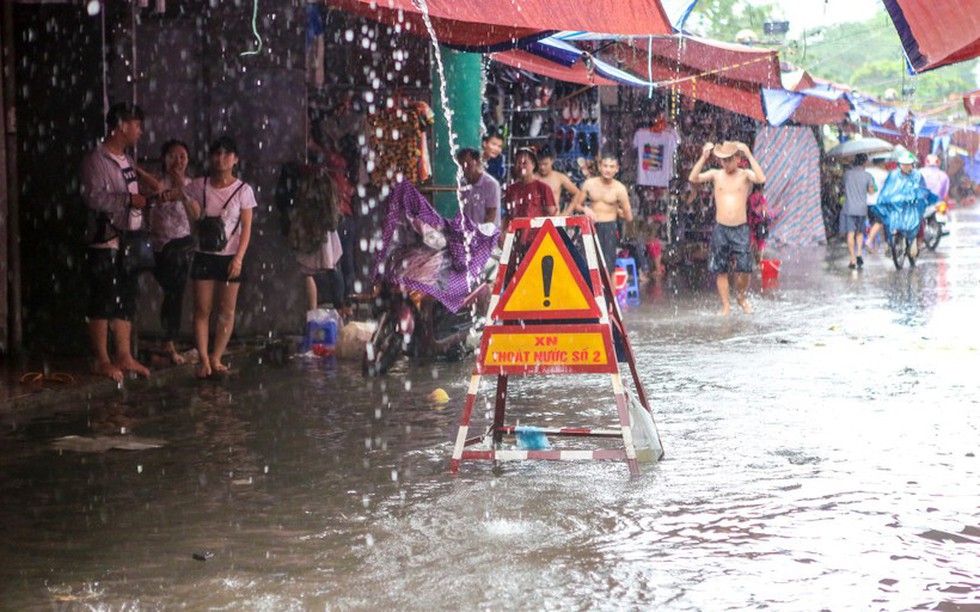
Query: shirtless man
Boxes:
[
  {"xmin": 536, "ymin": 148, "xmax": 580, "ymax": 211},
  {"xmin": 564, "ymin": 155, "xmax": 633, "ymax": 272},
  {"xmin": 688, "ymin": 141, "xmax": 766, "ymax": 315}
]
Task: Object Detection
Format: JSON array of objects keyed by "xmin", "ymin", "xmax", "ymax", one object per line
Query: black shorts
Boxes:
[
  {"xmin": 868, "ymin": 206, "xmax": 884, "ymax": 224},
  {"xmin": 707, "ymin": 223, "xmax": 753, "ymax": 274},
  {"xmin": 86, "ymin": 248, "xmax": 138, "ymax": 320},
  {"xmin": 595, "ymin": 221, "xmax": 619, "ymax": 271},
  {"xmin": 190, "ymin": 252, "xmax": 244, "ymax": 283}
]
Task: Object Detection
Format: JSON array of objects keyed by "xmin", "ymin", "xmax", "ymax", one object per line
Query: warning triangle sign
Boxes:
[{"xmin": 492, "ymin": 220, "xmax": 601, "ymax": 321}]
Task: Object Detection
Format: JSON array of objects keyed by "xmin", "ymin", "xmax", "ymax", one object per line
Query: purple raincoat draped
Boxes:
[{"xmin": 374, "ymin": 181, "xmax": 498, "ymax": 313}]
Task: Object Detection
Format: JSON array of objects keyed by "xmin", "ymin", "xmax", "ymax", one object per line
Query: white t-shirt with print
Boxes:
[
  {"xmin": 633, "ymin": 129, "xmax": 678, "ymax": 187},
  {"xmin": 107, "ymin": 151, "xmax": 143, "ymax": 231}
]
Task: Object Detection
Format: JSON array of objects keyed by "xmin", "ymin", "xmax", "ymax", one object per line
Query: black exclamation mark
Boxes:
[{"xmin": 541, "ymin": 255, "xmax": 554, "ymax": 307}]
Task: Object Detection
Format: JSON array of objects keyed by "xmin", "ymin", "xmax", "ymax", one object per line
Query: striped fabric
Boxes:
[{"xmin": 754, "ymin": 125, "xmax": 824, "ymax": 245}]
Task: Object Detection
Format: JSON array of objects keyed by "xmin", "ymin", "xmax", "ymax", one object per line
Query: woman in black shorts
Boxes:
[{"xmin": 186, "ymin": 136, "xmax": 257, "ymax": 378}]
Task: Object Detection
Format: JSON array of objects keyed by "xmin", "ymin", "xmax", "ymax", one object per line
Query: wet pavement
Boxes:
[{"xmin": 1, "ymin": 207, "xmax": 978, "ymax": 610}]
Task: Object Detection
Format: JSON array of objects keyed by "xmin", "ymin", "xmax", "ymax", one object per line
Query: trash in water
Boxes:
[
  {"xmin": 50, "ymin": 435, "xmax": 166, "ymax": 453},
  {"xmin": 429, "ymin": 388, "xmax": 449, "ymax": 404},
  {"xmin": 515, "ymin": 426, "xmax": 551, "ymax": 450},
  {"xmin": 192, "ymin": 551, "xmax": 214, "ymax": 561}
]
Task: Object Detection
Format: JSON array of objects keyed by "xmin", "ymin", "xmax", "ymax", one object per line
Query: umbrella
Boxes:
[{"xmin": 827, "ymin": 138, "xmax": 895, "ymax": 158}]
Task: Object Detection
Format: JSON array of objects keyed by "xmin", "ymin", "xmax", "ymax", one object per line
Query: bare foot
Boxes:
[
  {"xmin": 717, "ymin": 306, "xmax": 731, "ymax": 316},
  {"xmin": 196, "ymin": 361, "xmax": 212, "ymax": 379},
  {"xmin": 164, "ymin": 342, "xmax": 186, "ymax": 366},
  {"xmin": 93, "ymin": 360, "xmax": 124, "ymax": 383},
  {"xmin": 211, "ymin": 360, "xmax": 230, "ymax": 373},
  {"xmin": 737, "ymin": 298, "xmax": 753, "ymax": 314},
  {"xmin": 116, "ymin": 357, "xmax": 150, "ymax": 377}
]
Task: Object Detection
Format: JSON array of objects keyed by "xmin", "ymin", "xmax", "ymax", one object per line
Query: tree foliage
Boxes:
[
  {"xmin": 686, "ymin": 0, "xmax": 774, "ymax": 43},
  {"xmin": 689, "ymin": 0, "xmax": 978, "ymax": 112}
]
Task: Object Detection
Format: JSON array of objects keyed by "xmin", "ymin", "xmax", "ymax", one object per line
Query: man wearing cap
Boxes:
[
  {"xmin": 688, "ymin": 140, "xmax": 766, "ymax": 315},
  {"xmin": 80, "ymin": 102, "xmax": 161, "ymax": 381},
  {"xmin": 840, "ymin": 154, "xmax": 877, "ymax": 269}
]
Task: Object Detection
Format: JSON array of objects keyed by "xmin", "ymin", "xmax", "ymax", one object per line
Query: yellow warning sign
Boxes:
[
  {"xmin": 478, "ymin": 324, "xmax": 616, "ymax": 374},
  {"xmin": 492, "ymin": 221, "xmax": 600, "ymax": 321}
]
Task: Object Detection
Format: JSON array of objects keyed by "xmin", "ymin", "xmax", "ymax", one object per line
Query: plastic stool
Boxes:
[{"xmin": 615, "ymin": 257, "xmax": 640, "ymax": 305}]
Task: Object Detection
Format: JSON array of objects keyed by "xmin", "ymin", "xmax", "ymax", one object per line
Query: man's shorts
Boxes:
[
  {"xmin": 707, "ymin": 223, "xmax": 753, "ymax": 274},
  {"xmin": 839, "ymin": 212, "xmax": 866, "ymax": 234},
  {"xmin": 86, "ymin": 248, "xmax": 138, "ymax": 320},
  {"xmin": 191, "ymin": 252, "xmax": 244, "ymax": 283},
  {"xmin": 594, "ymin": 220, "xmax": 619, "ymax": 271}
]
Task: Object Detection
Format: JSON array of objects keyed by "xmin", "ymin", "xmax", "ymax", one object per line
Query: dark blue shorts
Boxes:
[
  {"xmin": 839, "ymin": 212, "xmax": 866, "ymax": 234},
  {"xmin": 708, "ymin": 223, "xmax": 753, "ymax": 274}
]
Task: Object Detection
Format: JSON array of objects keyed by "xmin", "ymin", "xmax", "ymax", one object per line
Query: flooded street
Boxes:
[{"xmin": 2, "ymin": 209, "xmax": 978, "ymax": 610}]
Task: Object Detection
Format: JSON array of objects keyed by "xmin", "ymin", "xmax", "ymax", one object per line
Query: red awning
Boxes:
[
  {"xmin": 883, "ymin": 0, "xmax": 980, "ymax": 73},
  {"xmin": 610, "ymin": 37, "xmax": 781, "ymax": 122},
  {"xmin": 608, "ymin": 37, "xmax": 846, "ymax": 125},
  {"xmin": 490, "ymin": 51, "xmax": 619, "ymax": 87},
  {"xmin": 627, "ymin": 35, "xmax": 783, "ymax": 88},
  {"xmin": 327, "ymin": 0, "xmax": 672, "ymax": 49},
  {"xmin": 965, "ymin": 90, "xmax": 980, "ymax": 117}
]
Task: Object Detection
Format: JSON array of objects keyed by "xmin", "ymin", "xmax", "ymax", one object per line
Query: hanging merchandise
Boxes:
[
  {"xmin": 633, "ymin": 127, "xmax": 678, "ymax": 187},
  {"xmin": 367, "ymin": 99, "xmax": 434, "ymax": 187}
]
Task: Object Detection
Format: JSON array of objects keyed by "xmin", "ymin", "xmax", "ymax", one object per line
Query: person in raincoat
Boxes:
[{"xmin": 868, "ymin": 148, "xmax": 937, "ymax": 259}]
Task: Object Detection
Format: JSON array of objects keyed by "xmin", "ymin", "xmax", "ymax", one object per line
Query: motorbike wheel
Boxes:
[
  {"xmin": 890, "ymin": 232, "xmax": 906, "ymax": 270},
  {"xmin": 923, "ymin": 218, "xmax": 942, "ymax": 251},
  {"xmin": 363, "ymin": 311, "xmax": 403, "ymax": 376},
  {"xmin": 429, "ymin": 303, "xmax": 475, "ymax": 362}
]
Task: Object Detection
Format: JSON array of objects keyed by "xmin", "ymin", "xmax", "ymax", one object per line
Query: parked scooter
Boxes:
[
  {"xmin": 922, "ymin": 200, "xmax": 949, "ymax": 251},
  {"xmin": 364, "ymin": 257, "xmax": 497, "ymax": 376},
  {"xmin": 363, "ymin": 182, "xmax": 499, "ymax": 376}
]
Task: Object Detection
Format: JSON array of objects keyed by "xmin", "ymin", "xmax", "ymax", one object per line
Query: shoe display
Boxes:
[{"xmin": 529, "ymin": 114, "xmax": 543, "ymax": 137}]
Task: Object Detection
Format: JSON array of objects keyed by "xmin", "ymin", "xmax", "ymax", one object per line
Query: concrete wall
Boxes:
[{"xmin": 13, "ymin": 1, "xmax": 309, "ymax": 353}]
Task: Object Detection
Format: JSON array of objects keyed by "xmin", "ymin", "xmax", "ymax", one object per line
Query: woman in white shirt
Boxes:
[{"xmin": 186, "ymin": 136, "xmax": 257, "ymax": 379}]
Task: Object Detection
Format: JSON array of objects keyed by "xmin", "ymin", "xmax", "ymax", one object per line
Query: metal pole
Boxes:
[{"xmin": 2, "ymin": 0, "xmax": 22, "ymax": 354}]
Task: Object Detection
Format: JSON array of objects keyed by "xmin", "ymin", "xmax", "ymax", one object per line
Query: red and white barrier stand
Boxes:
[{"xmin": 450, "ymin": 217, "xmax": 664, "ymax": 477}]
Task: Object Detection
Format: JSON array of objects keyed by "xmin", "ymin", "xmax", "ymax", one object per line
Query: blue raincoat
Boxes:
[{"xmin": 872, "ymin": 168, "xmax": 937, "ymax": 238}]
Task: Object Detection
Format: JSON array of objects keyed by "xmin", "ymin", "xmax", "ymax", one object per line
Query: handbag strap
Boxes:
[{"xmin": 203, "ymin": 179, "xmax": 248, "ymax": 238}]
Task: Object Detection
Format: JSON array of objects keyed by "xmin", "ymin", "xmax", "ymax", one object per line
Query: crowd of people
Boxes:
[
  {"xmin": 80, "ymin": 95, "xmax": 966, "ymax": 380},
  {"xmin": 80, "ymin": 103, "xmax": 256, "ymax": 381},
  {"xmin": 79, "ymin": 99, "xmax": 774, "ymax": 383},
  {"xmin": 841, "ymin": 149, "xmax": 952, "ymax": 269}
]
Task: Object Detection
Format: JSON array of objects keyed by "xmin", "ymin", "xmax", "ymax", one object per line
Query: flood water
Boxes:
[{"xmin": 2, "ymin": 209, "xmax": 978, "ymax": 610}]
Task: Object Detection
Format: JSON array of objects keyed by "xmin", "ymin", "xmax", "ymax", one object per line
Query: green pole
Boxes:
[{"xmin": 431, "ymin": 46, "xmax": 483, "ymax": 218}]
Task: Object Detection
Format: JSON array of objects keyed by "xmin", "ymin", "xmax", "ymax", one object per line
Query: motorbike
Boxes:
[
  {"xmin": 363, "ymin": 182, "xmax": 499, "ymax": 377},
  {"xmin": 876, "ymin": 198, "xmax": 925, "ymax": 270},
  {"xmin": 922, "ymin": 200, "xmax": 949, "ymax": 251}
]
